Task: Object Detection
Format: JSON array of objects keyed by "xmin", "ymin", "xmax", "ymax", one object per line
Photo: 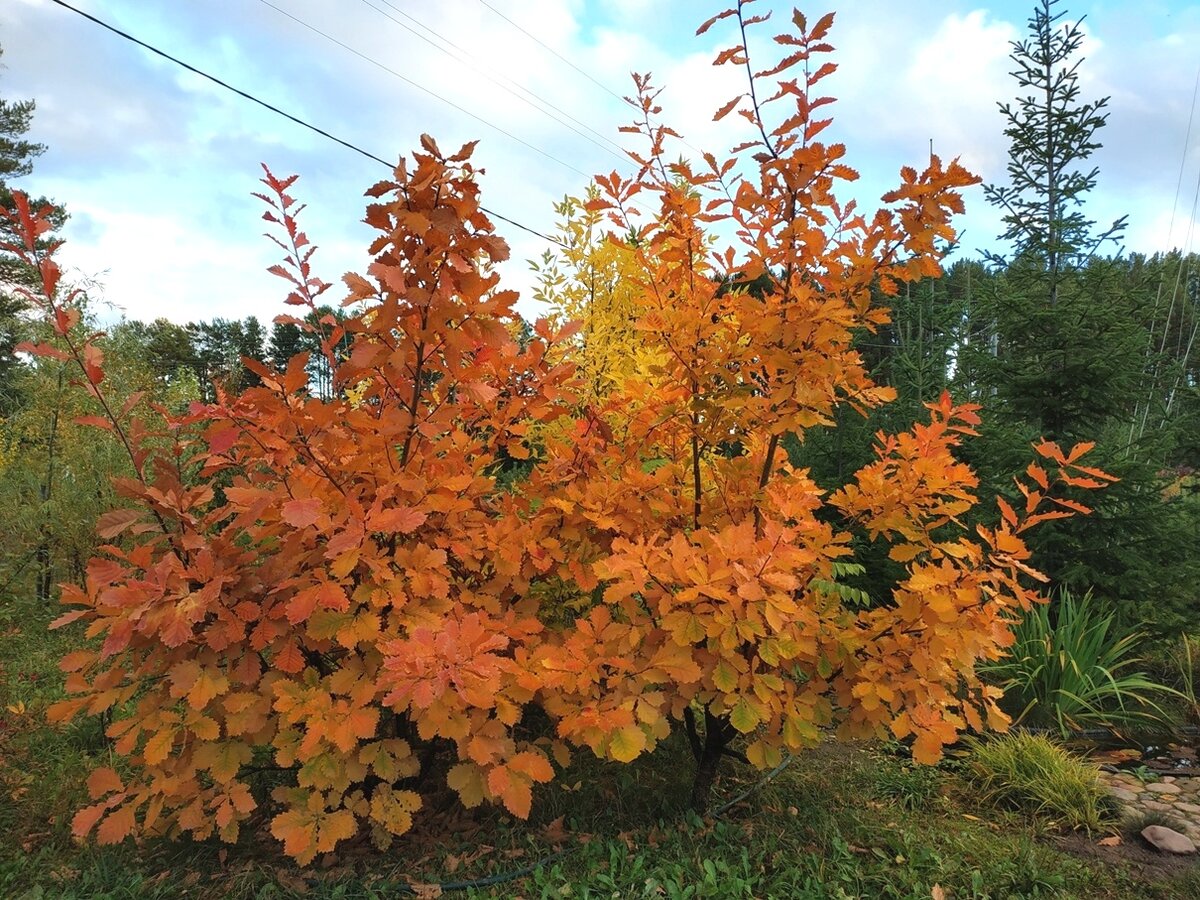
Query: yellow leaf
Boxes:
[
  {"xmin": 315, "ymin": 807, "xmax": 357, "ymax": 854},
  {"xmin": 271, "ymin": 809, "xmax": 316, "ymax": 864},
  {"xmin": 370, "ymin": 785, "xmax": 421, "ymax": 836},
  {"xmin": 143, "ymin": 728, "xmax": 175, "ymax": 765},
  {"xmin": 730, "ymin": 698, "xmax": 760, "ymax": 734},
  {"xmin": 195, "ymin": 740, "xmax": 252, "ymax": 784},
  {"xmin": 712, "ymin": 660, "xmax": 739, "ymax": 693},
  {"xmin": 608, "ymin": 725, "xmax": 647, "ymax": 763},
  {"xmin": 446, "ymin": 762, "xmax": 487, "ymax": 808},
  {"xmin": 187, "ymin": 668, "xmax": 230, "ymax": 710}
]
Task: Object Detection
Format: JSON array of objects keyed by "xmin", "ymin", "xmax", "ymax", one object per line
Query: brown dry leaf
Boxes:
[
  {"xmin": 275, "ymin": 870, "xmax": 310, "ymax": 895},
  {"xmin": 1098, "ymin": 835, "xmax": 1122, "ymax": 847},
  {"xmin": 963, "ymin": 814, "xmax": 981, "ymax": 821},
  {"xmin": 443, "ymin": 853, "xmax": 462, "ymax": 873},
  {"xmin": 931, "ymin": 884, "xmax": 946, "ymax": 900},
  {"xmin": 410, "ymin": 884, "xmax": 444, "ymax": 899},
  {"xmin": 542, "ymin": 815, "xmax": 568, "ymax": 844}
]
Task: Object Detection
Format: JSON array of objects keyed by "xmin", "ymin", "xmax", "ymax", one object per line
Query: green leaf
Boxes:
[{"xmin": 730, "ymin": 698, "xmax": 759, "ymax": 734}]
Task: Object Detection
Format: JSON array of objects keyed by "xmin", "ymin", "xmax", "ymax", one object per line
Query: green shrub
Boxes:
[
  {"xmin": 983, "ymin": 588, "xmax": 1176, "ymax": 737},
  {"xmin": 966, "ymin": 732, "xmax": 1120, "ymax": 832}
]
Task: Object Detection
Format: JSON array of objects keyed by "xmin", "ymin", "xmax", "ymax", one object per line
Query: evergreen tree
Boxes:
[
  {"xmin": 268, "ymin": 320, "xmax": 306, "ymax": 371},
  {"xmin": 0, "ymin": 45, "xmax": 64, "ymax": 415},
  {"xmin": 962, "ymin": 0, "xmax": 1200, "ymax": 629}
]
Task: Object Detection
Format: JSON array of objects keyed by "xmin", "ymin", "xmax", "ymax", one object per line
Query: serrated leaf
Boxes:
[
  {"xmin": 730, "ymin": 698, "xmax": 760, "ymax": 734},
  {"xmin": 608, "ymin": 725, "xmax": 647, "ymax": 763}
]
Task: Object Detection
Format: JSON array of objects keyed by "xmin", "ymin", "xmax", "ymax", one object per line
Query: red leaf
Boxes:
[
  {"xmin": 281, "ymin": 498, "xmax": 322, "ymax": 528},
  {"xmin": 96, "ymin": 509, "xmax": 142, "ymax": 539},
  {"xmin": 75, "ymin": 415, "xmax": 113, "ymax": 431},
  {"xmin": 370, "ymin": 506, "xmax": 427, "ymax": 534}
]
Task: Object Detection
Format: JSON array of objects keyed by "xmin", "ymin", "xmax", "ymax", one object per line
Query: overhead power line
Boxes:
[
  {"xmin": 474, "ymin": 0, "xmax": 630, "ymax": 106},
  {"xmin": 473, "ymin": 0, "xmax": 705, "ymax": 158},
  {"xmin": 359, "ymin": 0, "xmax": 630, "ymax": 164},
  {"xmin": 256, "ymin": 0, "xmax": 593, "ymax": 182},
  {"xmin": 46, "ymin": 0, "xmax": 565, "ymax": 247}
]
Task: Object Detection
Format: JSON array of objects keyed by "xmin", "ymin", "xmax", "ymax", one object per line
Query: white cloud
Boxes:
[{"xmin": 6, "ymin": 0, "xmax": 1200, "ymax": 328}]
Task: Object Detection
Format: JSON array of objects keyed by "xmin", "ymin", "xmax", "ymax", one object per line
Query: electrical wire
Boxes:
[
  {"xmin": 256, "ymin": 0, "xmax": 593, "ymax": 182},
  {"xmin": 475, "ymin": 0, "xmax": 630, "ymax": 107},
  {"xmin": 473, "ymin": 0, "xmax": 707, "ymax": 158},
  {"xmin": 46, "ymin": 0, "xmax": 565, "ymax": 247},
  {"xmin": 358, "ymin": 0, "xmax": 630, "ymax": 163}
]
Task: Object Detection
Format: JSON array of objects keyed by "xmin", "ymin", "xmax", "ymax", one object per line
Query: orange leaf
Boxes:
[
  {"xmin": 369, "ymin": 506, "xmax": 428, "ymax": 534},
  {"xmin": 96, "ymin": 804, "xmax": 136, "ymax": 845},
  {"xmin": 87, "ymin": 767, "xmax": 124, "ymax": 800},
  {"xmin": 281, "ymin": 498, "xmax": 322, "ymax": 528}
]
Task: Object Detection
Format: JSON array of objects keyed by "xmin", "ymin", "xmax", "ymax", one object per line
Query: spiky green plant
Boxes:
[{"xmin": 984, "ymin": 588, "xmax": 1176, "ymax": 737}]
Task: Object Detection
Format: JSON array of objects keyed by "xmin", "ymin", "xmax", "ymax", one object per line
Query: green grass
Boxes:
[{"xmin": 3, "ymin": 594, "xmax": 1200, "ymax": 898}]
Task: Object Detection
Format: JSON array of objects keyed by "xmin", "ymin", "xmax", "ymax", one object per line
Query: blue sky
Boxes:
[{"xmin": 4, "ymin": 0, "xmax": 1200, "ymax": 327}]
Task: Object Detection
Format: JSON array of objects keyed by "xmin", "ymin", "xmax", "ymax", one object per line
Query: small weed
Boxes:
[
  {"xmin": 1129, "ymin": 764, "xmax": 1160, "ymax": 785},
  {"xmin": 1122, "ymin": 809, "xmax": 1191, "ymax": 836}
]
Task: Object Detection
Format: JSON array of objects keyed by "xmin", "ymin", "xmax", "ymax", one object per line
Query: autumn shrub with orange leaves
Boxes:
[{"xmin": 2, "ymin": 3, "xmax": 1114, "ymax": 864}]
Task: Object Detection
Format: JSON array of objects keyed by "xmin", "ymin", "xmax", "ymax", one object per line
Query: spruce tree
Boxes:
[{"xmin": 963, "ymin": 0, "xmax": 1200, "ymax": 628}]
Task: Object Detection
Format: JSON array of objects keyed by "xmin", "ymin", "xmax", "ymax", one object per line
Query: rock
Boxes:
[
  {"xmin": 1147, "ymin": 782, "xmax": 1183, "ymax": 794},
  {"xmin": 1176, "ymin": 801, "xmax": 1200, "ymax": 814},
  {"xmin": 1108, "ymin": 788, "xmax": 1139, "ymax": 802},
  {"xmin": 1141, "ymin": 800, "xmax": 1174, "ymax": 812},
  {"xmin": 1163, "ymin": 776, "xmax": 1178, "ymax": 783},
  {"xmin": 1141, "ymin": 825, "xmax": 1197, "ymax": 854}
]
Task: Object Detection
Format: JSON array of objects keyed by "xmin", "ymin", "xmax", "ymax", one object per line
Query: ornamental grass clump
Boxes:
[{"xmin": 967, "ymin": 732, "xmax": 1119, "ymax": 832}]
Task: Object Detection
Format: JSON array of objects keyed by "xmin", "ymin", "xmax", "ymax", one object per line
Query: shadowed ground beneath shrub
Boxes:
[{"xmin": 2, "ymin": 599, "xmax": 1198, "ymax": 898}]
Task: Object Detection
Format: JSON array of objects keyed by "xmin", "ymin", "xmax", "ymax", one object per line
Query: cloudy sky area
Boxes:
[{"xmin": 3, "ymin": 0, "xmax": 1200, "ymax": 327}]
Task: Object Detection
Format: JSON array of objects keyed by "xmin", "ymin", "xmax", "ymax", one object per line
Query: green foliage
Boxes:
[
  {"xmin": 1124, "ymin": 809, "xmax": 1190, "ymax": 837},
  {"xmin": 870, "ymin": 759, "xmax": 943, "ymax": 812},
  {"xmin": 0, "ymin": 306, "xmax": 201, "ymax": 606},
  {"xmin": 809, "ymin": 560, "xmax": 873, "ymax": 609},
  {"xmin": 983, "ymin": 589, "xmax": 1175, "ymax": 736},
  {"xmin": 0, "ymin": 44, "xmax": 65, "ymax": 413},
  {"xmin": 983, "ymin": 0, "xmax": 1125, "ymax": 271},
  {"xmin": 966, "ymin": 732, "xmax": 1120, "ymax": 832}
]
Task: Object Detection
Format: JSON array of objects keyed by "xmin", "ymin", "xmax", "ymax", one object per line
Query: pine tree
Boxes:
[{"xmin": 0, "ymin": 45, "xmax": 63, "ymax": 414}]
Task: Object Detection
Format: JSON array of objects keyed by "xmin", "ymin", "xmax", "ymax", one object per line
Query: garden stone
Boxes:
[
  {"xmin": 1141, "ymin": 825, "xmax": 1197, "ymax": 854},
  {"xmin": 1108, "ymin": 788, "xmax": 1139, "ymax": 803},
  {"xmin": 1176, "ymin": 802, "xmax": 1200, "ymax": 814},
  {"xmin": 1147, "ymin": 782, "xmax": 1182, "ymax": 795},
  {"xmin": 1141, "ymin": 800, "xmax": 1173, "ymax": 812}
]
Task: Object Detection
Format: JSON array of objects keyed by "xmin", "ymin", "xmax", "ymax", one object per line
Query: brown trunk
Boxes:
[{"xmin": 687, "ymin": 706, "xmax": 734, "ymax": 813}]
